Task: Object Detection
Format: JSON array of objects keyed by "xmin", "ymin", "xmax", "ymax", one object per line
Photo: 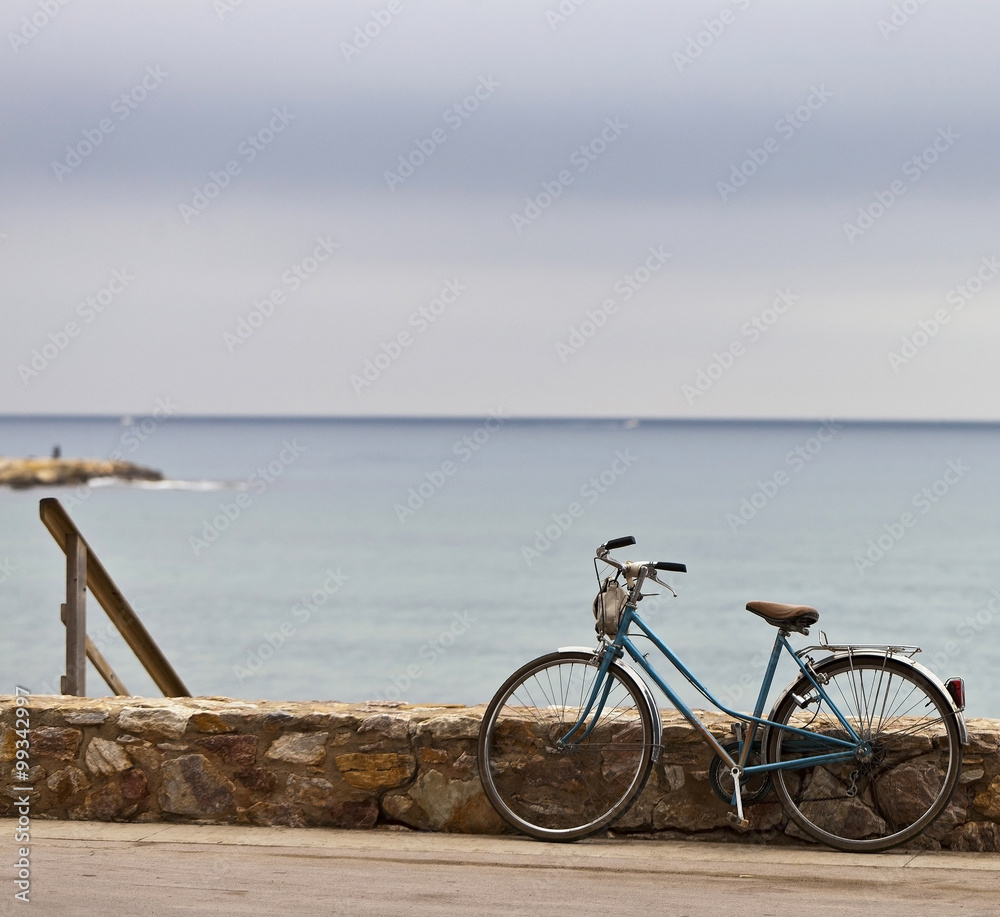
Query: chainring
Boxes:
[{"xmin": 709, "ymin": 740, "xmax": 773, "ymax": 806}]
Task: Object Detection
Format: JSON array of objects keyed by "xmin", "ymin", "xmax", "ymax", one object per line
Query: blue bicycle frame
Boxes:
[{"xmin": 563, "ymin": 602, "xmax": 867, "ymax": 779}]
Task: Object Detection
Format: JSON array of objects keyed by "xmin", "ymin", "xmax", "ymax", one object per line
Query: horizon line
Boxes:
[{"xmin": 2, "ymin": 413, "xmax": 1000, "ymax": 427}]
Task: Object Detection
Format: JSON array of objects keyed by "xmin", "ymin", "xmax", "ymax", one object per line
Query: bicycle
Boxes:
[{"xmin": 478, "ymin": 536, "xmax": 968, "ymax": 852}]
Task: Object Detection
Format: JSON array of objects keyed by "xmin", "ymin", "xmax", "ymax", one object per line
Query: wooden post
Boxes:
[
  {"xmin": 61, "ymin": 533, "xmax": 87, "ymax": 696},
  {"xmin": 41, "ymin": 497, "xmax": 190, "ymax": 697}
]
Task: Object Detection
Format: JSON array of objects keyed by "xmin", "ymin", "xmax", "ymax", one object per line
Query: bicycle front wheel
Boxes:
[
  {"xmin": 767, "ymin": 654, "xmax": 962, "ymax": 852},
  {"xmin": 478, "ymin": 650, "xmax": 655, "ymax": 841}
]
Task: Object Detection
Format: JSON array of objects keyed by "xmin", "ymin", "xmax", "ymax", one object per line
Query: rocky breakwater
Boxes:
[
  {"xmin": 0, "ymin": 457, "xmax": 162, "ymax": 489},
  {"xmin": 1, "ymin": 695, "xmax": 999, "ymax": 850}
]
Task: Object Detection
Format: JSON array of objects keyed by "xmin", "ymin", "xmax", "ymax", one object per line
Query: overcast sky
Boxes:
[{"xmin": 1, "ymin": 0, "xmax": 998, "ymax": 420}]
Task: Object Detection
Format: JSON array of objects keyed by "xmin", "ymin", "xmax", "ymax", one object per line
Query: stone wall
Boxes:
[{"xmin": 2, "ymin": 696, "xmax": 999, "ymax": 850}]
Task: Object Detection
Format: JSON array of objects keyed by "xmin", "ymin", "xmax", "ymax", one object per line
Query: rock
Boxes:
[
  {"xmin": 973, "ymin": 776, "xmax": 1000, "ymax": 820},
  {"xmin": 414, "ymin": 715, "xmax": 480, "ymax": 741},
  {"xmin": 30, "ymin": 726, "xmax": 82, "ymax": 761},
  {"xmin": 119, "ymin": 707, "xmax": 190, "ymax": 740},
  {"xmin": 381, "ymin": 792, "xmax": 429, "ymax": 829},
  {"xmin": 446, "ymin": 792, "xmax": 508, "ymax": 834},
  {"xmin": 286, "ymin": 775, "xmax": 335, "ymax": 808},
  {"xmin": 960, "ymin": 768, "xmax": 986, "ymax": 784},
  {"xmin": 265, "ymin": 732, "xmax": 328, "ymax": 766},
  {"xmin": 418, "ymin": 748, "xmax": 450, "ymax": 767},
  {"xmin": 234, "ymin": 767, "xmax": 277, "ymax": 794},
  {"xmin": 359, "ymin": 714, "xmax": 409, "ymax": 740},
  {"xmin": 119, "ymin": 740, "xmax": 160, "ymax": 772},
  {"xmin": 71, "ymin": 784, "xmax": 124, "ymax": 821},
  {"xmin": 66, "ymin": 711, "xmax": 109, "ymax": 726},
  {"xmin": 159, "ymin": 755, "xmax": 236, "ymax": 817},
  {"xmin": 190, "ymin": 713, "xmax": 235, "ymax": 734},
  {"xmin": 121, "ymin": 768, "xmax": 149, "ymax": 802},
  {"xmin": 46, "ymin": 766, "xmax": 90, "ymax": 802},
  {"xmin": 330, "ymin": 798, "xmax": 380, "ymax": 829},
  {"xmin": 0, "ymin": 457, "xmax": 162, "ymax": 489},
  {"xmin": 194, "ymin": 735, "xmax": 257, "ymax": 766},
  {"xmin": 85, "ymin": 738, "xmax": 133, "ymax": 776},
  {"xmin": 335, "ymin": 752, "xmax": 416, "ymax": 791},
  {"xmin": 407, "ymin": 769, "xmax": 481, "ymax": 830},
  {"xmin": 948, "ymin": 821, "xmax": 1000, "ymax": 852},
  {"xmin": 0, "ymin": 724, "xmax": 15, "ymax": 762},
  {"xmin": 247, "ymin": 801, "xmax": 307, "ymax": 828}
]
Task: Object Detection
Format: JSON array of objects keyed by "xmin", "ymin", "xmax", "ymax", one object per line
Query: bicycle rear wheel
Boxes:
[
  {"xmin": 767, "ymin": 654, "xmax": 962, "ymax": 852},
  {"xmin": 478, "ymin": 650, "xmax": 655, "ymax": 841}
]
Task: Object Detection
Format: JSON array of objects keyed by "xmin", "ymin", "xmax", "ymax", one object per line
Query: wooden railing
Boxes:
[{"xmin": 39, "ymin": 497, "xmax": 190, "ymax": 697}]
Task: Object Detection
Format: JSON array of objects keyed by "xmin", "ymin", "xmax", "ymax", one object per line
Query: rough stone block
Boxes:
[
  {"xmin": 159, "ymin": 754, "xmax": 236, "ymax": 817},
  {"xmin": 85, "ymin": 738, "xmax": 133, "ymax": 776},
  {"xmin": 265, "ymin": 732, "xmax": 328, "ymax": 766},
  {"xmin": 119, "ymin": 706, "xmax": 190, "ymax": 740},
  {"xmin": 29, "ymin": 726, "xmax": 82, "ymax": 761},
  {"xmin": 234, "ymin": 766, "xmax": 277, "ymax": 794},
  {"xmin": 335, "ymin": 752, "xmax": 416, "ymax": 791},
  {"xmin": 195, "ymin": 734, "xmax": 258, "ymax": 766}
]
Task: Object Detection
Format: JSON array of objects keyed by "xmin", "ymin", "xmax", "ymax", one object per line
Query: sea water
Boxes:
[{"xmin": 1, "ymin": 416, "xmax": 997, "ymax": 717}]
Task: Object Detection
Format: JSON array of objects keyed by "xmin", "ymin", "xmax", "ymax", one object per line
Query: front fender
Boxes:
[{"xmin": 559, "ymin": 645, "xmax": 663, "ymax": 762}]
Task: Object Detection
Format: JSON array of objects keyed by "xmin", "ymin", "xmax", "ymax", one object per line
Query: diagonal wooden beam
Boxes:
[{"xmin": 42, "ymin": 497, "xmax": 190, "ymax": 697}]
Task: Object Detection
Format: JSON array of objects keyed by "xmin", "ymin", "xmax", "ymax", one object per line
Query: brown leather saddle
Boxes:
[{"xmin": 745, "ymin": 601, "xmax": 819, "ymax": 635}]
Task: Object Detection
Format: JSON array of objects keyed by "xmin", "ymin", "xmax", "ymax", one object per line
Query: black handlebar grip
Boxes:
[
  {"xmin": 604, "ymin": 535, "xmax": 636, "ymax": 550},
  {"xmin": 655, "ymin": 561, "xmax": 687, "ymax": 573}
]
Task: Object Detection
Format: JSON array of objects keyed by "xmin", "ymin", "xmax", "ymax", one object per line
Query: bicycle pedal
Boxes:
[{"xmin": 726, "ymin": 812, "xmax": 750, "ymax": 830}]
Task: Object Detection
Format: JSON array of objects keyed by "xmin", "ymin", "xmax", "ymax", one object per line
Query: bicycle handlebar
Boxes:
[
  {"xmin": 596, "ymin": 537, "xmax": 686, "ymax": 575},
  {"xmin": 603, "ymin": 535, "xmax": 636, "ymax": 551}
]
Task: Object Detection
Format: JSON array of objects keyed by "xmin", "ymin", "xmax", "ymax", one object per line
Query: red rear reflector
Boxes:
[{"xmin": 945, "ymin": 677, "xmax": 965, "ymax": 710}]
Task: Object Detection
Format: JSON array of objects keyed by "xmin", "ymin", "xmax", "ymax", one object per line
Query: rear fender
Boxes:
[{"xmin": 768, "ymin": 651, "xmax": 968, "ymax": 746}]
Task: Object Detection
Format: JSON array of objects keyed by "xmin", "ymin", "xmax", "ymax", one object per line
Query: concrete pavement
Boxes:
[{"xmin": 6, "ymin": 820, "xmax": 1000, "ymax": 916}]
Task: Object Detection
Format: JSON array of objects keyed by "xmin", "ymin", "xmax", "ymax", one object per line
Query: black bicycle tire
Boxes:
[
  {"xmin": 766, "ymin": 654, "xmax": 962, "ymax": 852},
  {"xmin": 477, "ymin": 650, "xmax": 655, "ymax": 841}
]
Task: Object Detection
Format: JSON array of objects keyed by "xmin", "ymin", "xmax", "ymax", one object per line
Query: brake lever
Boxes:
[{"xmin": 648, "ymin": 571, "xmax": 677, "ymax": 597}]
